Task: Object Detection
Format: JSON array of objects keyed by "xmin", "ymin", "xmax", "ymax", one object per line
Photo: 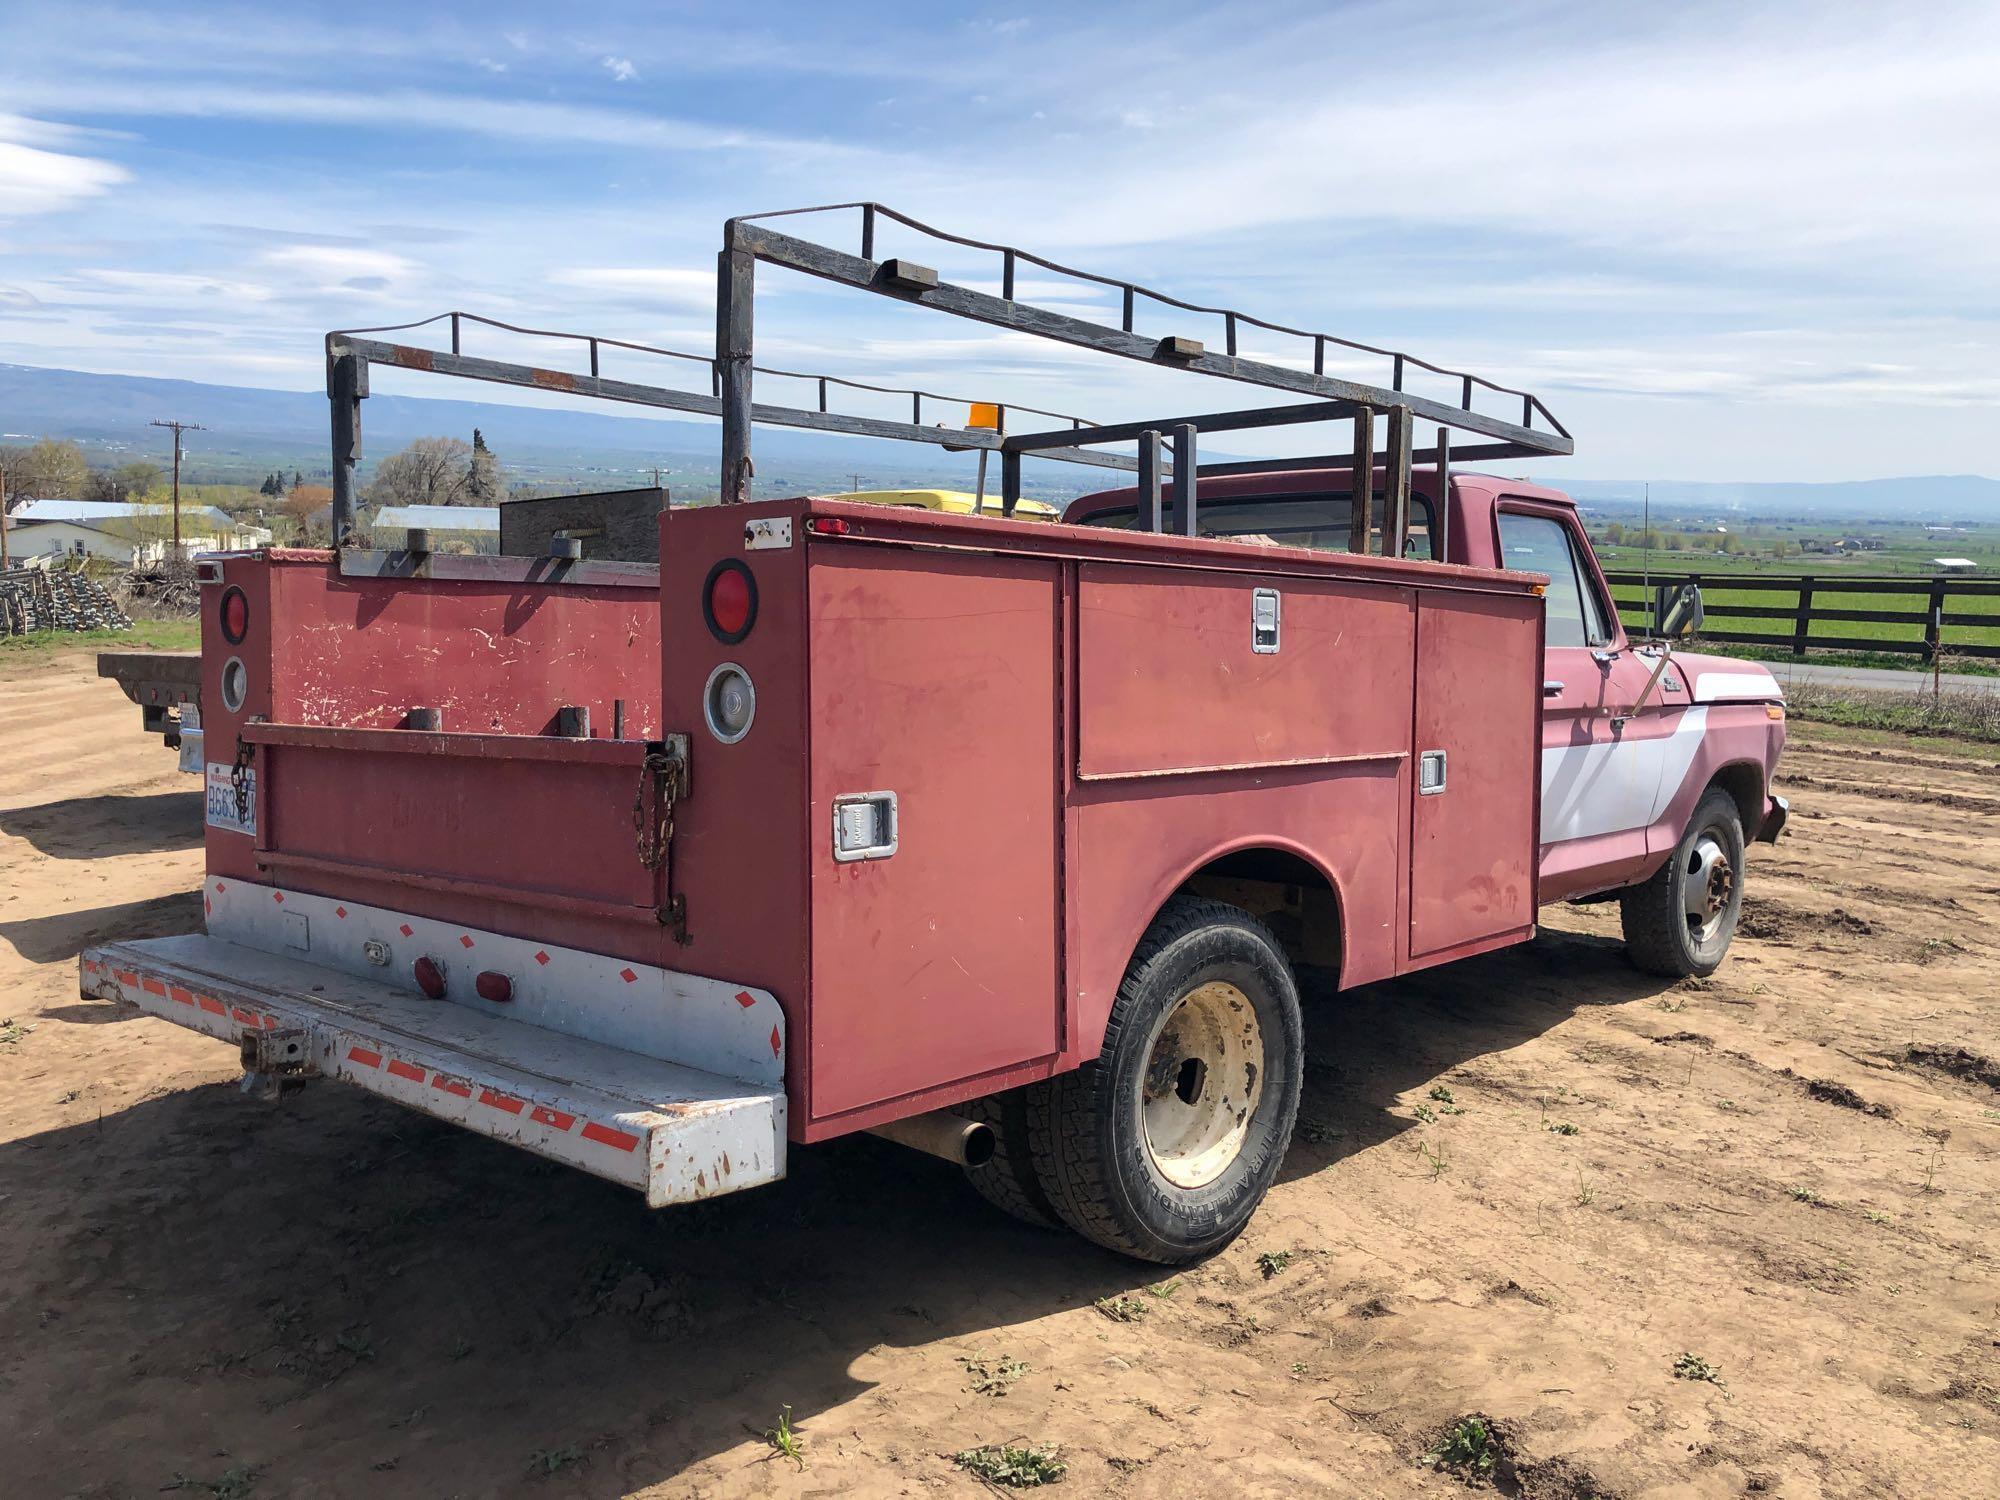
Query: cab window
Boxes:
[
  {"xmin": 1074, "ymin": 493, "xmax": 1434, "ymax": 559},
  {"xmin": 1496, "ymin": 511, "xmax": 1612, "ymax": 648}
]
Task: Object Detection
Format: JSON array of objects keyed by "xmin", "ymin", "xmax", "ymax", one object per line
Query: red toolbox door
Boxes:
[
  {"xmin": 1407, "ymin": 590, "xmax": 1541, "ymax": 961},
  {"xmin": 805, "ymin": 546, "xmax": 1062, "ymax": 1121}
]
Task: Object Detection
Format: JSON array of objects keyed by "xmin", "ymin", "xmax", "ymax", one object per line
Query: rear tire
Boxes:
[
  {"xmin": 958, "ymin": 1088, "xmax": 1061, "ymax": 1230},
  {"xmin": 1621, "ymin": 787, "xmax": 1746, "ymax": 978},
  {"xmin": 1027, "ymin": 896, "xmax": 1303, "ymax": 1264}
]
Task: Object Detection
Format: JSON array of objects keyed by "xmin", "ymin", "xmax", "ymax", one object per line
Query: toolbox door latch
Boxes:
[{"xmin": 832, "ymin": 791, "xmax": 898, "ymax": 863}]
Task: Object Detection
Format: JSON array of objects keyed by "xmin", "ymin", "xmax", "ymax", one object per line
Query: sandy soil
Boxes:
[{"xmin": 2, "ymin": 650, "xmax": 1996, "ymax": 1499}]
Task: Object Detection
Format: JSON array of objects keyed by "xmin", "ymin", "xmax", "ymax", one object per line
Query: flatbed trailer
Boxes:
[
  {"xmin": 81, "ymin": 204, "xmax": 1777, "ymax": 1263},
  {"xmin": 97, "ymin": 648, "xmax": 202, "ymax": 763}
]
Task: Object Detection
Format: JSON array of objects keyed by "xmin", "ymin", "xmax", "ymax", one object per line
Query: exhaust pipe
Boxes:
[{"xmin": 867, "ymin": 1109, "xmax": 995, "ymax": 1167}]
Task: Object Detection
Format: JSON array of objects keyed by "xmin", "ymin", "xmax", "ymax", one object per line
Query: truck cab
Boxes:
[{"xmin": 1063, "ymin": 465, "xmax": 1788, "ymax": 959}]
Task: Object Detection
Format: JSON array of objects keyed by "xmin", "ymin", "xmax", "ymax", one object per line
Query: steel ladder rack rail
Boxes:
[
  {"xmin": 718, "ymin": 202, "xmax": 1573, "ymax": 555},
  {"xmin": 321, "ymin": 311, "xmax": 1134, "ymax": 550}
]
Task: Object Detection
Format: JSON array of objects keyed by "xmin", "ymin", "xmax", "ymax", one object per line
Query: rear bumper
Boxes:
[
  {"xmin": 80, "ymin": 935, "xmax": 785, "ymax": 1207},
  {"xmin": 1755, "ymin": 793, "xmax": 1789, "ymax": 844}
]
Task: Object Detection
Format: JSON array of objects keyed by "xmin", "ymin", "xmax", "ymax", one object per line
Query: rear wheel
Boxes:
[
  {"xmin": 1621, "ymin": 787, "xmax": 1746, "ymax": 978},
  {"xmin": 958, "ymin": 1088, "xmax": 1061, "ymax": 1230},
  {"xmin": 1027, "ymin": 896, "xmax": 1303, "ymax": 1264}
]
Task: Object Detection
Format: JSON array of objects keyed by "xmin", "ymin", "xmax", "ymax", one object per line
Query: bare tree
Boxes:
[
  {"xmin": 368, "ymin": 437, "xmax": 475, "ymax": 507},
  {"xmin": 0, "ymin": 439, "xmax": 90, "ymax": 499}
]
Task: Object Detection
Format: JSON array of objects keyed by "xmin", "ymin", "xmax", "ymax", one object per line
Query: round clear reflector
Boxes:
[{"xmin": 703, "ymin": 662, "xmax": 756, "ymax": 744}]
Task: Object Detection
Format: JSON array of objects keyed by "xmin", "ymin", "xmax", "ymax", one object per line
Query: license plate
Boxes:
[{"xmin": 205, "ymin": 762, "xmax": 256, "ymax": 835}]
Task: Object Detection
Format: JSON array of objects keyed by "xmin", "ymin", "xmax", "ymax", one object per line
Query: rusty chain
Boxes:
[{"xmin": 634, "ymin": 745, "xmax": 691, "ymax": 944}]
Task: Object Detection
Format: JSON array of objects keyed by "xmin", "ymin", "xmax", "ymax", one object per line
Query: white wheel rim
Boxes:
[{"xmin": 1140, "ymin": 980, "xmax": 1264, "ymax": 1190}]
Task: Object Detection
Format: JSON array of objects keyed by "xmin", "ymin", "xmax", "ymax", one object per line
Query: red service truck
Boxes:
[{"xmin": 81, "ymin": 206, "xmax": 1785, "ymax": 1263}]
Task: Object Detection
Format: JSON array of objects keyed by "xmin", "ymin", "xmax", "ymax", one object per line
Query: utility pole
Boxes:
[
  {"xmin": 150, "ymin": 419, "xmax": 206, "ymax": 557},
  {"xmin": 1, "ymin": 465, "xmax": 9, "ymax": 570}
]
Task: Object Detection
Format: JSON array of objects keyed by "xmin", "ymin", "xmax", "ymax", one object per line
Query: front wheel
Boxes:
[
  {"xmin": 1621, "ymin": 786, "xmax": 1746, "ymax": 977},
  {"xmin": 1027, "ymin": 896, "xmax": 1303, "ymax": 1264}
]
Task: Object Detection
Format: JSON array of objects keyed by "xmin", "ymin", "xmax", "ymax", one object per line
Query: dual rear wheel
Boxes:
[{"xmin": 963, "ymin": 896, "xmax": 1303, "ymax": 1264}]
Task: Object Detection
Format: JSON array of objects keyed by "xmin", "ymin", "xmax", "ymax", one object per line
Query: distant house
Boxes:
[
  {"xmin": 6, "ymin": 498, "xmax": 271, "ymax": 566},
  {"xmin": 1933, "ymin": 557, "xmax": 1978, "ymax": 574},
  {"xmin": 371, "ymin": 505, "xmax": 501, "ymax": 552}
]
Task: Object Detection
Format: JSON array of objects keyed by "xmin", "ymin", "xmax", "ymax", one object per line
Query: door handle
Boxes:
[{"xmin": 1542, "ymin": 680, "xmax": 1565, "ymax": 698}]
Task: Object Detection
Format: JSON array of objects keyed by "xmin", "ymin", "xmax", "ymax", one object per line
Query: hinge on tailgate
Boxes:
[{"xmin": 635, "ymin": 734, "xmax": 692, "ymax": 945}]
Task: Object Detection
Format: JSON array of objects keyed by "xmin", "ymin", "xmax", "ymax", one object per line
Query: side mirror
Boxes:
[{"xmin": 1653, "ymin": 581, "xmax": 1705, "ymax": 639}]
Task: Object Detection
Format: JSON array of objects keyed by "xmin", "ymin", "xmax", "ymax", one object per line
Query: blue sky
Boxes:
[{"xmin": 1, "ymin": 0, "xmax": 1995, "ymax": 482}]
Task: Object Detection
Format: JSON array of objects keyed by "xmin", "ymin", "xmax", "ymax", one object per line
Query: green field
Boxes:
[{"xmin": 1591, "ymin": 522, "xmax": 2000, "ymax": 664}]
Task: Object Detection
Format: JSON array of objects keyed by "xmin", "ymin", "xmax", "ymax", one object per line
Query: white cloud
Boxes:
[
  {"xmin": 602, "ymin": 55, "xmax": 637, "ymax": 83},
  {"xmin": 0, "ymin": 81, "xmax": 873, "ymax": 164},
  {"xmin": 552, "ymin": 266, "xmax": 714, "ymax": 309},
  {"xmin": 262, "ymin": 244, "xmax": 416, "ymax": 292},
  {"xmin": 77, "ymin": 268, "xmax": 276, "ymax": 303},
  {"xmin": 0, "ymin": 116, "xmax": 128, "ymax": 217}
]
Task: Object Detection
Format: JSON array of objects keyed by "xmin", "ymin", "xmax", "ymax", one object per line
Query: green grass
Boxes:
[
  {"xmin": 1783, "ymin": 678, "xmax": 2000, "ymax": 744},
  {"xmin": 0, "ymin": 618, "xmax": 201, "ymax": 659},
  {"xmin": 1596, "ymin": 555, "xmax": 2000, "ymax": 662}
]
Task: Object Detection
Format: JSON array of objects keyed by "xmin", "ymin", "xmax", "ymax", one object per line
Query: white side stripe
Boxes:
[
  {"xmin": 1693, "ymin": 670, "xmax": 1782, "ymax": 703},
  {"xmin": 1540, "ymin": 707, "xmax": 1708, "ymax": 845}
]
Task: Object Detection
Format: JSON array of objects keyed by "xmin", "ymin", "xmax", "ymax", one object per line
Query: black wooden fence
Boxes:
[{"xmin": 1601, "ymin": 571, "xmax": 2000, "ymax": 660}]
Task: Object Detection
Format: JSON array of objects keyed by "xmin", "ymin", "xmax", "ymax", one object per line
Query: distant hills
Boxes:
[
  {"xmin": 1552, "ymin": 475, "xmax": 2000, "ymax": 522},
  {"xmin": 4, "ymin": 362, "xmax": 1998, "ymax": 518},
  {"xmin": 0, "ymin": 361, "xmax": 1014, "ymax": 499}
]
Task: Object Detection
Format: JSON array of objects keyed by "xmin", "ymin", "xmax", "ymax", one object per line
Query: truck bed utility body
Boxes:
[{"xmin": 84, "ymin": 205, "xmax": 1783, "ymax": 1260}]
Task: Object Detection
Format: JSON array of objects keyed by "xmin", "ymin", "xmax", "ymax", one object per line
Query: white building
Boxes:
[
  {"xmin": 5, "ymin": 498, "xmax": 271, "ymax": 565},
  {"xmin": 371, "ymin": 505, "xmax": 501, "ymax": 551}
]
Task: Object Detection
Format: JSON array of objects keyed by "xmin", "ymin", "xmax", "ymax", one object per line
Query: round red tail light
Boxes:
[
  {"xmin": 219, "ymin": 585, "xmax": 250, "ymax": 644},
  {"xmin": 702, "ymin": 559, "xmax": 757, "ymax": 644},
  {"xmin": 412, "ymin": 955, "xmax": 448, "ymax": 999},
  {"xmin": 474, "ymin": 970, "xmax": 513, "ymax": 1003}
]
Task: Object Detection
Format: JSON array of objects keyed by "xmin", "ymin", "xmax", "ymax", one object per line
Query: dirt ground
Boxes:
[{"xmin": 3, "ymin": 649, "xmax": 1997, "ymax": 1500}]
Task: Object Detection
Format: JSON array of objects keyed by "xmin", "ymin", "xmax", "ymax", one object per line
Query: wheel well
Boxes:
[
  {"xmin": 1173, "ymin": 846, "xmax": 1343, "ymax": 982},
  {"xmin": 1709, "ymin": 761, "xmax": 1766, "ymax": 837}
]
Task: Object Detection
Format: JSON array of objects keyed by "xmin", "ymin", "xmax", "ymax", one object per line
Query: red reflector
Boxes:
[
  {"xmin": 702, "ymin": 558, "xmax": 758, "ymax": 644},
  {"xmin": 708, "ymin": 567, "xmax": 752, "ymax": 636},
  {"xmin": 219, "ymin": 585, "xmax": 250, "ymax": 644},
  {"xmin": 474, "ymin": 970, "xmax": 513, "ymax": 1003},
  {"xmin": 412, "ymin": 956, "xmax": 447, "ymax": 999},
  {"xmin": 808, "ymin": 517, "xmax": 850, "ymax": 536}
]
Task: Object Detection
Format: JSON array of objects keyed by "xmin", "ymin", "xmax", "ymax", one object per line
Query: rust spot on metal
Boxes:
[
  {"xmin": 390, "ymin": 344, "xmax": 435, "ymax": 372},
  {"xmin": 531, "ymin": 367, "xmax": 578, "ymax": 393}
]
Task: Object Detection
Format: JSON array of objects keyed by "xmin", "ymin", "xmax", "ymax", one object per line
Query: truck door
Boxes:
[
  {"xmin": 1408, "ymin": 588, "xmax": 1541, "ymax": 960},
  {"xmin": 1495, "ymin": 505, "xmax": 1664, "ymax": 895}
]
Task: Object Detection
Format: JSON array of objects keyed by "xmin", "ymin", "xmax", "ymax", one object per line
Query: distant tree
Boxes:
[
  {"xmin": 467, "ymin": 428, "xmax": 502, "ymax": 505},
  {"xmin": 292, "ymin": 469, "xmax": 305, "ymax": 491},
  {"xmin": 87, "ymin": 461, "xmax": 163, "ymax": 503},
  {"xmin": 1663, "ymin": 533, "xmax": 1686, "ymax": 552},
  {"xmin": 368, "ymin": 436, "xmax": 475, "ymax": 506},
  {"xmin": 280, "ymin": 483, "xmax": 333, "ymax": 544},
  {"xmin": 0, "ymin": 438, "xmax": 89, "ymax": 499},
  {"xmin": 1602, "ymin": 521, "xmax": 1627, "ymax": 545}
]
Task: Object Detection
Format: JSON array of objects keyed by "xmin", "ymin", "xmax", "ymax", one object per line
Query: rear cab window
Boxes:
[
  {"xmin": 1072, "ymin": 493, "xmax": 1436, "ymax": 560},
  {"xmin": 1495, "ymin": 510, "xmax": 1614, "ymax": 648}
]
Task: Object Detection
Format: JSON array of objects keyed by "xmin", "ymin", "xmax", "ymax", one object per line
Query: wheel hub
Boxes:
[
  {"xmin": 1140, "ymin": 981, "xmax": 1263, "ymax": 1189},
  {"xmin": 1683, "ymin": 833, "xmax": 1734, "ymax": 943}
]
